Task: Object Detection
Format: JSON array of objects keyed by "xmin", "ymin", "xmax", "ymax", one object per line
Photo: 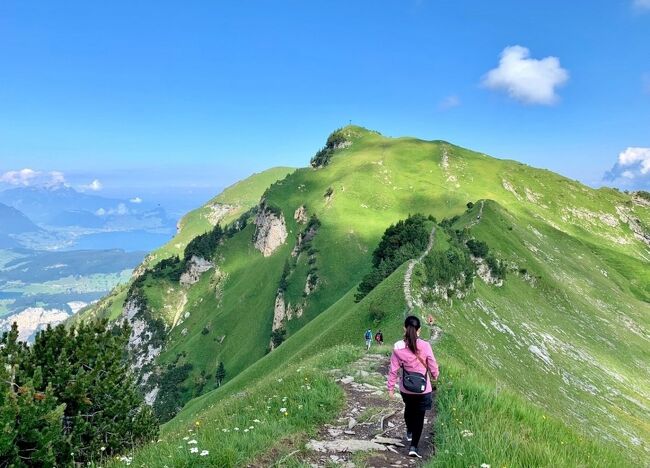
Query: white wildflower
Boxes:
[
  {"xmin": 187, "ymin": 440, "xmax": 197, "ymax": 445},
  {"xmin": 200, "ymin": 450, "xmax": 209, "ymax": 456},
  {"xmin": 279, "ymin": 407, "xmax": 287, "ymax": 413},
  {"xmin": 190, "ymin": 447, "xmax": 199, "ymax": 453},
  {"xmin": 253, "ymin": 419, "xmax": 261, "ymax": 423},
  {"xmin": 481, "ymin": 464, "xmax": 491, "ymax": 468},
  {"xmin": 461, "ymin": 429, "xmax": 474, "ymax": 438},
  {"xmin": 182, "ymin": 436, "xmax": 189, "ymax": 440}
]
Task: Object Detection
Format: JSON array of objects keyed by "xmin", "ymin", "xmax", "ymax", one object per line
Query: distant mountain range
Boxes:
[{"xmin": 0, "ymin": 185, "xmax": 176, "ymax": 251}]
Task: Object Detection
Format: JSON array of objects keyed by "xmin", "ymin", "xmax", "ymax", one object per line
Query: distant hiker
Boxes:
[
  {"xmin": 387, "ymin": 316, "xmax": 439, "ymax": 459},
  {"xmin": 374, "ymin": 330, "xmax": 384, "ymax": 345},
  {"xmin": 364, "ymin": 328, "xmax": 372, "ymax": 350}
]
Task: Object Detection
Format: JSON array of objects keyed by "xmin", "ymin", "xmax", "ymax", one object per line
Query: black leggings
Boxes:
[{"xmin": 400, "ymin": 392, "xmax": 432, "ymax": 448}]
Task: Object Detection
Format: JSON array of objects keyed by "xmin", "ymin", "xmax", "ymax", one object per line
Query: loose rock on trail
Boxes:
[{"xmin": 297, "ymin": 352, "xmax": 435, "ymax": 467}]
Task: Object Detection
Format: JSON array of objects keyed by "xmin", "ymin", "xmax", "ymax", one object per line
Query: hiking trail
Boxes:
[
  {"xmin": 288, "ymin": 352, "xmax": 435, "ymax": 467},
  {"xmin": 403, "ymin": 227, "xmax": 436, "ymax": 311},
  {"xmin": 467, "ymin": 200, "xmax": 485, "ymax": 228}
]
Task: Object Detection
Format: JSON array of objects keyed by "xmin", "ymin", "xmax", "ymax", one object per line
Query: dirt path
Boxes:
[
  {"xmin": 404, "ymin": 227, "xmax": 436, "ymax": 311},
  {"xmin": 467, "ymin": 200, "xmax": 484, "ymax": 228},
  {"xmin": 295, "ymin": 353, "xmax": 436, "ymax": 467}
]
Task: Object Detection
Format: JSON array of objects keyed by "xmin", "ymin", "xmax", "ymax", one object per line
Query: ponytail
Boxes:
[{"xmin": 404, "ymin": 315, "xmax": 420, "ymax": 353}]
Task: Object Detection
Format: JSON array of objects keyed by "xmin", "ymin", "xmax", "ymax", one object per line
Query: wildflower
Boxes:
[
  {"xmin": 195, "ymin": 421, "xmax": 201, "ymax": 426},
  {"xmin": 481, "ymin": 464, "xmax": 491, "ymax": 468},
  {"xmin": 222, "ymin": 429, "xmax": 229, "ymax": 432},
  {"xmin": 249, "ymin": 426, "xmax": 254, "ymax": 429},
  {"xmin": 253, "ymin": 419, "xmax": 261, "ymax": 423},
  {"xmin": 187, "ymin": 440, "xmax": 197, "ymax": 445},
  {"xmin": 244, "ymin": 429, "xmax": 249, "ymax": 433},
  {"xmin": 190, "ymin": 447, "xmax": 199, "ymax": 453},
  {"xmin": 460, "ymin": 429, "xmax": 474, "ymax": 438},
  {"xmin": 200, "ymin": 450, "xmax": 209, "ymax": 456},
  {"xmin": 279, "ymin": 407, "xmax": 287, "ymax": 413},
  {"xmin": 277, "ymin": 378, "xmax": 283, "ymax": 382},
  {"xmin": 298, "ymin": 404, "xmax": 303, "ymax": 409},
  {"xmin": 282, "ymin": 397, "xmax": 287, "ymax": 402},
  {"xmin": 234, "ymin": 427, "xmax": 240, "ymax": 431},
  {"xmin": 183, "ymin": 436, "xmax": 189, "ymax": 441},
  {"xmin": 100, "ymin": 447, "xmax": 106, "ymax": 451}
]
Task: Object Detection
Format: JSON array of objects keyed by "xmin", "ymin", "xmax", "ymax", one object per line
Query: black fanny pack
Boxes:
[{"xmin": 401, "ymin": 352, "xmax": 430, "ymax": 393}]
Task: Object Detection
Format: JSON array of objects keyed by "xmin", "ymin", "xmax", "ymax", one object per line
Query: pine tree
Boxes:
[
  {"xmin": 0, "ymin": 319, "xmax": 159, "ymax": 465},
  {"xmin": 215, "ymin": 362, "xmax": 226, "ymax": 387}
]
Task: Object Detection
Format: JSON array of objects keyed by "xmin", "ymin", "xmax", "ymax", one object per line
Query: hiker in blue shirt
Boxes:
[{"xmin": 365, "ymin": 328, "xmax": 372, "ymax": 350}]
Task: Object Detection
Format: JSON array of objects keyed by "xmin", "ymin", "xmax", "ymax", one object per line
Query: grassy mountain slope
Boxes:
[
  {"xmin": 81, "ymin": 126, "xmax": 648, "ymax": 465},
  {"xmin": 74, "ymin": 167, "xmax": 294, "ymax": 324}
]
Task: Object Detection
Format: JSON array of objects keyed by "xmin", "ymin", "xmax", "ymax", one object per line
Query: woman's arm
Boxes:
[
  {"xmin": 387, "ymin": 351, "xmax": 400, "ymax": 394},
  {"xmin": 426, "ymin": 343, "xmax": 439, "ymax": 380}
]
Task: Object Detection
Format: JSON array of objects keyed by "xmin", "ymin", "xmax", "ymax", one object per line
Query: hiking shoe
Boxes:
[
  {"xmin": 408, "ymin": 447, "xmax": 422, "ymax": 458},
  {"xmin": 405, "ymin": 432, "xmax": 413, "ymax": 442}
]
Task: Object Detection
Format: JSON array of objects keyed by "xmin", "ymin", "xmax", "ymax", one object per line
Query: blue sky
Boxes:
[{"xmin": 1, "ymin": 0, "xmax": 649, "ymax": 209}]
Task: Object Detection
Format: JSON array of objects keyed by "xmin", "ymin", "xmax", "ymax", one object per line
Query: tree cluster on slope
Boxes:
[
  {"xmin": 0, "ymin": 320, "xmax": 158, "ymax": 466},
  {"xmin": 310, "ymin": 128, "xmax": 351, "ymax": 168},
  {"xmin": 356, "ymin": 214, "xmax": 429, "ymax": 301}
]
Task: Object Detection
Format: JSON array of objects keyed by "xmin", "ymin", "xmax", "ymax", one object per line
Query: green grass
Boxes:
[
  {"xmin": 431, "ymin": 353, "xmax": 629, "ymax": 467},
  {"xmin": 76, "ymin": 126, "xmax": 649, "ymax": 465},
  {"xmin": 105, "ymin": 345, "xmax": 360, "ymax": 467}
]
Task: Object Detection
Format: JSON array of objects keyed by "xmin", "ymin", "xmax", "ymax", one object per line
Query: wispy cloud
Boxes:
[
  {"xmin": 605, "ymin": 147, "xmax": 650, "ymax": 186},
  {"xmin": 482, "ymin": 45, "xmax": 569, "ymax": 105},
  {"xmin": 438, "ymin": 95, "xmax": 461, "ymax": 110},
  {"xmin": 633, "ymin": 0, "xmax": 650, "ymax": 11},
  {"xmin": 79, "ymin": 179, "xmax": 103, "ymax": 192},
  {"xmin": 129, "ymin": 197, "xmax": 143, "ymax": 204},
  {"xmin": 0, "ymin": 168, "xmax": 67, "ymax": 187}
]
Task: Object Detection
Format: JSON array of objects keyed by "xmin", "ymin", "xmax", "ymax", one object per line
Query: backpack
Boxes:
[{"xmin": 365, "ymin": 330, "xmax": 371, "ymax": 340}]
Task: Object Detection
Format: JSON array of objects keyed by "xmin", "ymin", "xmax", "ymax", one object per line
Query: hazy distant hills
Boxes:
[
  {"xmin": 0, "ymin": 185, "xmax": 175, "ymax": 251},
  {"xmin": 0, "ymin": 202, "xmax": 41, "ymax": 235}
]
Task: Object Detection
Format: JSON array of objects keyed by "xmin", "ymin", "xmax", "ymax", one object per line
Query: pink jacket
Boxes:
[{"xmin": 387, "ymin": 338, "xmax": 439, "ymax": 395}]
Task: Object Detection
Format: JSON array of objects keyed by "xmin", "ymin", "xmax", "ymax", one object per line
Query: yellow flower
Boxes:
[{"xmin": 195, "ymin": 421, "xmax": 201, "ymax": 426}]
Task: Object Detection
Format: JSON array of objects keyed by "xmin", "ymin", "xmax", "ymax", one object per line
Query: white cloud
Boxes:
[
  {"xmin": 0, "ymin": 168, "xmax": 67, "ymax": 187},
  {"xmin": 438, "ymin": 95, "xmax": 461, "ymax": 110},
  {"xmin": 482, "ymin": 45, "xmax": 569, "ymax": 105},
  {"xmin": 633, "ymin": 0, "xmax": 650, "ymax": 10},
  {"xmin": 618, "ymin": 147, "xmax": 650, "ymax": 174},
  {"xmin": 129, "ymin": 196, "xmax": 143, "ymax": 204},
  {"xmin": 0, "ymin": 168, "xmax": 39, "ymax": 186},
  {"xmin": 49, "ymin": 171, "xmax": 66, "ymax": 186},
  {"xmin": 95, "ymin": 203, "xmax": 130, "ymax": 217},
  {"xmin": 79, "ymin": 179, "xmax": 103, "ymax": 192},
  {"xmin": 605, "ymin": 147, "xmax": 650, "ymax": 185}
]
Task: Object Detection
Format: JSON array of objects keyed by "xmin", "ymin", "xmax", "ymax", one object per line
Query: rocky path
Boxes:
[
  {"xmin": 467, "ymin": 200, "xmax": 485, "ymax": 228},
  {"xmin": 404, "ymin": 227, "xmax": 437, "ymax": 311},
  {"xmin": 296, "ymin": 353, "xmax": 435, "ymax": 467}
]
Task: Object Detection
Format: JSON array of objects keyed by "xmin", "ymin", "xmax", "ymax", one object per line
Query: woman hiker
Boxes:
[{"xmin": 387, "ymin": 315, "xmax": 439, "ymax": 458}]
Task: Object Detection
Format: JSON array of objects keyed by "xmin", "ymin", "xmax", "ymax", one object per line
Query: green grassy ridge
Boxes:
[
  {"xmin": 125, "ymin": 258, "xmax": 634, "ymax": 467},
  {"xmin": 74, "ymin": 126, "xmax": 649, "ymax": 463},
  {"xmin": 147, "ymin": 167, "xmax": 295, "ymax": 266},
  {"xmin": 433, "ymin": 201, "xmax": 649, "ymax": 460},
  {"xmin": 75, "ymin": 167, "xmax": 294, "ymax": 324}
]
